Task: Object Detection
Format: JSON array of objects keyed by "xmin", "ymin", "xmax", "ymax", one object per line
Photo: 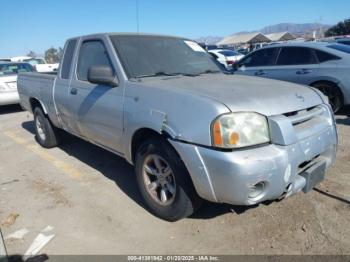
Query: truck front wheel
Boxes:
[
  {"xmin": 33, "ymin": 107, "xmax": 61, "ymax": 148},
  {"xmin": 135, "ymin": 137, "xmax": 201, "ymax": 221}
]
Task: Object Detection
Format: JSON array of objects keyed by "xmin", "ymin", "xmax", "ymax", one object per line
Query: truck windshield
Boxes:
[
  {"xmin": 109, "ymin": 35, "xmax": 220, "ymax": 78},
  {"xmin": 0, "ymin": 63, "xmax": 33, "ymax": 76}
]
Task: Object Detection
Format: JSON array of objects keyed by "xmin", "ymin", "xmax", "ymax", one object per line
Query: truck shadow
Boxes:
[
  {"xmin": 21, "ymin": 120, "xmax": 250, "ymax": 220},
  {"xmin": 336, "ymin": 105, "xmax": 350, "ymax": 116},
  {"xmin": 0, "ymin": 104, "xmax": 23, "ymax": 115},
  {"xmin": 335, "ymin": 105, "xmax": 350, "ymax": 126}
]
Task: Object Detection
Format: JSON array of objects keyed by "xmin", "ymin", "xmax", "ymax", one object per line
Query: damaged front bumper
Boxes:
[{"xmin": 170, "ymin": 104, "xmax": 337, "ymax": 205}]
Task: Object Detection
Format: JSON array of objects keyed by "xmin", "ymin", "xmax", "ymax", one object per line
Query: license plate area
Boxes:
[{"xmin": 299, "ymin": 160, "xmax": 326, "ymax": 193}]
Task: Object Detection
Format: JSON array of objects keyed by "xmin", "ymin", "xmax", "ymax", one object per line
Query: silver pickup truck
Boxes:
[{"xmin": 18, "ymin": 33, "xmax": 337, "ymax": 221}]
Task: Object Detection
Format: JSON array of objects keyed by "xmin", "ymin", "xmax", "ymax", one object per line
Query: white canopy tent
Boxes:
[
  {"xmin": 265, "ymin": 32, "xmax": 296, "ymax": 41},
  {"xmin": 217, "ymin": 32, "xmax": 271, "ymax": 46}
]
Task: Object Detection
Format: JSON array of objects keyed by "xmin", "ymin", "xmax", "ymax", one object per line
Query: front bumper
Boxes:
[
  {"xmin": 170, "ymin": 107, "xmax": 337, "ymax": 205},
  {"xmin": 0, "ymin": 91, "xmax": 20, "ymax": 106}
]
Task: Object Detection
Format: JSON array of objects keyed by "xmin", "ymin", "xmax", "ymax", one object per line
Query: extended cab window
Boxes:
[
  {"xmin": 61, "ymin": 39, "xmax": 77, "ymax": 79},
  {"xmin": 276, "ymin": 47, "xmax": 317, "ymax": 65},
  {"xmin": 77, "ymin": 40, "xmax": 113, "ymax": 81},
  {"xmin": 239, "ymin": 48, "xmax": 278, "ymax": 67}
]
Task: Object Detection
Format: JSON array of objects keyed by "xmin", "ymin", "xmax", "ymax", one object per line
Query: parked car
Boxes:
[
  {"xmin": 18, "ymin": 33, "xmax": 337, "ymax": 221},
  {"xmin": 11, "ymin": 56, "xmax": 59, "ymax": 73},
  {"xmin": 0, "ymin": 58, "xmax": 11, "ymax": 62},
  {"xmin": 234, "ymin": 42, "xmax": 350, "ymax": 112},
  {"xmin": 334, "ymin": 39, "xmax": 350, "ymax": 46},
  {"xmin": 23, "ymin": 58, "xmax": 59, "ymax": 73},
  {"xmin": 236, "ymin": 47, "xmax": 250, "ymax": 55},
  {"xmin": 321, "ymin": 38, "xmax": 350, "ymax": 46},
  {"xmin": 11, "ymin": 56, "xmax": 32, "ymax": 62},
  {"xmin": 0, "ymin": 62, "xmax": 34, "ymax": 106},
  {"xmin": 208, "ymin": 49, "xmax": 244, "ymax": 70}
]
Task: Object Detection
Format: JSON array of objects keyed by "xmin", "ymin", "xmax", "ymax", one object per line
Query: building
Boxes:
[
  {"xmin": 265, "ymin": 32, "xmax": 296, "ymax": 41},
  {"xmin": 217, "ymin": 32, "xmax": 271, "ymax": 46}
]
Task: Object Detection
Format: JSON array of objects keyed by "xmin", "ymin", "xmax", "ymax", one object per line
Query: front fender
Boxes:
[{"xmin": 123, "ymin": 109, "xmax": 182, "ymax": 164}]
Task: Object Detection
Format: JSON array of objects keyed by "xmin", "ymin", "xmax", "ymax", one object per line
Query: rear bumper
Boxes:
[
  {"xmin": 170, "ymin": 124, "xmax": 337, "ymax": 205},
  {"xmin": 0, "ymin": 91, "xmax": 19, "ymax": 106}
]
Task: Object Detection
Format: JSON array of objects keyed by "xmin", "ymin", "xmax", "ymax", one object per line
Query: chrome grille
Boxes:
[{"xmin": 284, "ymin": 106, "xmax": 325, "ymax": 126}]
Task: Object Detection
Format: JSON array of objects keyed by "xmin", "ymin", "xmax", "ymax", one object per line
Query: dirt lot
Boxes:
[{"xmin": 0, "ymin": 105, "xmax": 349, "ymax": 256}]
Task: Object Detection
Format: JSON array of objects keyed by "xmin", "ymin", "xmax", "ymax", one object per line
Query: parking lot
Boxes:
[{"xmin": 0, "ymin": 104, "xmax": 349, "ymax": 255}]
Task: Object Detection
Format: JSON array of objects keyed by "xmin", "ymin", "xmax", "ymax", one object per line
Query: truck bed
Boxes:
[{"xmin": 17, "ymin": 72, "xmax": 59, "ymax": 126}]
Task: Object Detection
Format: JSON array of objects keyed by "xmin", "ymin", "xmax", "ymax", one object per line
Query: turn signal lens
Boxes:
[
  {"xmin": 213, "ymin": 121, "xmax": 222, "ymax": 146},
  {"xmin": 229, "ymin": 132, "xmax": 240, "ymax": 145}
]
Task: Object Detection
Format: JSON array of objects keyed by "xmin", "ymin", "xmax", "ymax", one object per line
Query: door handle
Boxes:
[
  {"xmin": 296, "ymin": 69, "xmax": 312, "ymax": 75},
  {"xmin": 70, "ymin": 87, "xmax": 78, "ymax": 95},
  {"xmin": 254, "ymin": 70, "xmax": 266, "ymax": 76}
]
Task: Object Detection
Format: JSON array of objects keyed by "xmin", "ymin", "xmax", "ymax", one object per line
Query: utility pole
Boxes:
[{"xmin": 319, "ymin": 16, "xmax": 324, "ymax": 39}]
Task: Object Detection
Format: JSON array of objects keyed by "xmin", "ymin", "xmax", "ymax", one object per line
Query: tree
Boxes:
[
  {"xmin": 325, "ymin": 18, "xmax": 350, "ymax": 37},
  {"xmin": 27, "ymin": 50, "xmax": 37, "ymax": 58},
  {"xmin": 57, "ymin": 47, "xmax": 64, "ymax": 61},
  {"xmin": 44, "ymin": 47, "xmax": 60, "ymax": 63}
]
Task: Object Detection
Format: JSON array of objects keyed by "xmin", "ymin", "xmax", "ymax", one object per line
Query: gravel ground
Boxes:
[{"xmin": 0, "ymin": 105, "xmax": 349, "ymax": 256}]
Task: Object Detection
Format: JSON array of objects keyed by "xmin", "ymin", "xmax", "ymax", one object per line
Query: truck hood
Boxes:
[{"xmin": 143, "ymin": 74, "xmax": 323, "ymax": 116}]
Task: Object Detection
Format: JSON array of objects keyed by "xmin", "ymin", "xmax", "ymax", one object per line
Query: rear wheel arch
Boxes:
[
  {"xmin": 29, "ymin": 97, "xmax": 48, "ymax": 115},
  {"xmin": 33, "ymin": 107, "xmax": 61, "ymax": 148}
]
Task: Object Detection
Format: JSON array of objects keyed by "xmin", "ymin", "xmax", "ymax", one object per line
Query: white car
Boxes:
[
  {"xmin": 11, "ymin": 56, "xmax": 59, "ymax": 73},
  {"xmin": 23, "ymin": 58, "xmax": 59, "ymax": 73},
  {"xmin": 11, "ymin": 56, "xmax": 32, "ymax": 62},
  {"xmin": 208, "ymin": 49, "xmax": 244, "ymax": 69},
  {"xmin": 0, "ymin": 62, "xmax": 34, "ymax": 106}
]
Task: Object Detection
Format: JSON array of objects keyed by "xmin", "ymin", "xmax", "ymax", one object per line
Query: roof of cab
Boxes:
[{"xmin": 67, "ymin": 32, "xmax": 188, "ymax": 41}]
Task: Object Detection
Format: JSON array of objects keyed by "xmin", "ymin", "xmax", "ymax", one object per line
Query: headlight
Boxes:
[{"xmin": 211, "ymin": 112, "xmax": 270, "ymax": 149}]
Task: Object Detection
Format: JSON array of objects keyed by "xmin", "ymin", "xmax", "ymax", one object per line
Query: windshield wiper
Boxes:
[
  {"xmin": 138, "ymin": 72, "xmax": 178, "ymax": 78},
  {"xmin": 136, "ymin": 71, "xmax": 199, "ymax": 78},
  {"xmin": 198, "ymin": 69, "xmax": 221, "ymax": 75}
]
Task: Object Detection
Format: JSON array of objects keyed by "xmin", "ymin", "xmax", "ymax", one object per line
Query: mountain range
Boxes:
[{"xmin": 195, "ymin": 23, "xmax": 332, "ymax": 44}]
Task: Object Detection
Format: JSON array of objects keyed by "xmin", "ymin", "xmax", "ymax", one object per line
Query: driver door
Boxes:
[{"xmin": 68, "ymin": 37, "xmax": 124, "ymax": 153}]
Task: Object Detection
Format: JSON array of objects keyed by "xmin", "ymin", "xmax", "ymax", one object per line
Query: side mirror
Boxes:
[{"xmin": 87, "ymin": 65, "xmax": 118, "ymax": 87}]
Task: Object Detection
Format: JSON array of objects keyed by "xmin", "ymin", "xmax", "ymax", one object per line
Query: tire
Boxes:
[
  {"xmin": 33, "ymin": 107, "xmax": 61, "ymax": 148},
  {"xmin": 311, "ymin": 82, "xmax": 343, "ymax": 113},
  {"xmin": 135, "ymin": 137, "xmax": 202, "ymax": 221}
]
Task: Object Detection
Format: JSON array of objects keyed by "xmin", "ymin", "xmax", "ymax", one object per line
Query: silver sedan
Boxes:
[{"xmin": 234, "ymin": 42, "xmax": 350, "ymax": 112}]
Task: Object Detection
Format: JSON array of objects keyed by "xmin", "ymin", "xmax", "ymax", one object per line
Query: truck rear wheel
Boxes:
[
  {"xmin": 135, "ymin": 137, "xmax": 201, "ymax": 221},
  {"xmin": 33, "ymin": 107, "xmax": 61, "ymax": 148}
]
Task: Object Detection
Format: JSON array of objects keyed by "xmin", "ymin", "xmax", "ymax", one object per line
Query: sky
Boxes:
[{"xmin": 1, "ymin": 0, "xmax": 349, "ymax": 57}]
